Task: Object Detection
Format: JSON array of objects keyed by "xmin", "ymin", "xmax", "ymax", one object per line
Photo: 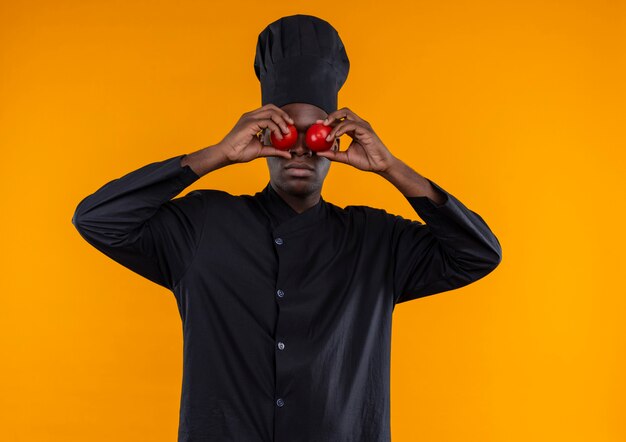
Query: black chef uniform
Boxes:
[{"xmin": 71, "ymin": 14, "xmax": 502, "ymax": 442}]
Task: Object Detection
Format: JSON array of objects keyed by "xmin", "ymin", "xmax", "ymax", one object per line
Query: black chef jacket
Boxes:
[{"xmin": 71, "ymin": 153, "xmax": 502, "ymax": 442}]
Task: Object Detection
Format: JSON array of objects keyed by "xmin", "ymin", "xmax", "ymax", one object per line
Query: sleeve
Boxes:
[
  {"xmin": 388, "ymin": 178, "xmax": 502, "ymax": 304},
  {"xmin": 71, "ymin": 154, "xmax": 206, "ymax": 291}
]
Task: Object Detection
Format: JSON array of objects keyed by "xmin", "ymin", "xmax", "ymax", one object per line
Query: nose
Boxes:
[{"xmin": 288, "ymin": 132, "xmax": 313, "ymax": 157}]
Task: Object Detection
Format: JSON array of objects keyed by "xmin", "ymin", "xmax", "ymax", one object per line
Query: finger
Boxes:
[
  {"xmin": 258, "ymin": 146, "xmax": 292, "ymax": 159},
  {"xmin": 255, "ymin": 108, "xmax": 293, "ymax": 134},
  {"xmin": 334, "ymin": 122, "xmax": 368, "ymax": 140},
  {"xmin": 270, "ymin": 113, "xmax": 292, "ymax": 134},
  {"xmin": 315, "ymin": 148, "xmax": 349, "ymax": 164},
  {"xmin": 259, "ymin": 104, "xmax": 293, "ymax": 133},
  {"xmin": 326, "ymin": 121, "xmax": 362, "ymax": 141},
  {"xmin": 323, "ymin": 107, "xmax": 365, "ymax": 126},
  {"xmin": 256, "ymin": 103, "xmax": 295, "ymax": 126},
  {"xmin": 255, "ymin": 118, "xmax": 284, "ymax": 140}
]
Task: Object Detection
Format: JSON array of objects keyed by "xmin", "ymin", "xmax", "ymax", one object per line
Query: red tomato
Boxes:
[
  {"xmin": 305, "ymin": 123, "xmax": 334, "ymax": 151},
  {"xmin": 270, "ymin": 124, "xmax": 298, "ymax": 150}
]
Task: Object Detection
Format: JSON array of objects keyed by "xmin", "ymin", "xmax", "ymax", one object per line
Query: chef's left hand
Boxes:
[{"xmin": 315, "ymin": 107, "xmax": 396, "ymax": 173}]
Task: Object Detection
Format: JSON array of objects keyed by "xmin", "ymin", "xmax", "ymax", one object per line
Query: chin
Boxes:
[{"xmin": 281, "ymin": 178, "xmax": 319, "ymax": 196}]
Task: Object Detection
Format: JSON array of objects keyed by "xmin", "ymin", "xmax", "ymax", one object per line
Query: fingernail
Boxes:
[{"xmin": 323, "ymin": 119, "xmax": 329, "ymax": 125}]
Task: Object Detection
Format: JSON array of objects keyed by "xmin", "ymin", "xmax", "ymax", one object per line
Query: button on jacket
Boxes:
[{"xmin": 71, "ymin": 153, "xmax": 502, "ymax": 442}]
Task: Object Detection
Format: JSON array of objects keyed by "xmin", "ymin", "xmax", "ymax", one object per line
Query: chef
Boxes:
[{"xmin": 72, "ymin": 13, "xmax": 502, "ymax": 442}]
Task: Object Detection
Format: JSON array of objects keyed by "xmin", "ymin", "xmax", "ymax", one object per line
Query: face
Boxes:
[{"xmin": 265, "ymin": 102, "xmax": 339, "ymax": 197}]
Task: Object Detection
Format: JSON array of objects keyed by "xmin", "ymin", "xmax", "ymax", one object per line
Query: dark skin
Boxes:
[
  {"xmin": 265, "ymin": 103, "xmax": 447, "ymax": 213},
  {"xmin": 181, "ymin": 103, "xmax": 447, "ymax": 212},
  {"xmin": 264, "ymin": 103, "xmax": 340, "ymax": 214}
]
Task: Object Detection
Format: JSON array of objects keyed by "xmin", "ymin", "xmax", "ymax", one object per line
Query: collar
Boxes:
[{"xmin": 254, "ymin": 181, "xmax": 327, "ymax": 235}]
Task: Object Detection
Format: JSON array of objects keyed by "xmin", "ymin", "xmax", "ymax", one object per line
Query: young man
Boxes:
[{"xmin": 72, "ymin": 14, "xmax": 502, "ymax": 442}]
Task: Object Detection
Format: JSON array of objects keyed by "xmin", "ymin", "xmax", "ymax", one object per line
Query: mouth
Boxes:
[
  {"xmin": 285, "ymin": 162, "xmax": 315, "ymax": 171},
  {"xmin": 284, "ymin": 162, "xmax": 315, "ymax": 177}
]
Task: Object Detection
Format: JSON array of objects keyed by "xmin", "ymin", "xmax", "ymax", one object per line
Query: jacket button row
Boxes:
[
  {"xmin": 274, "ymin": 237, "xmax": 284, "ymax": 245},
  {"xmin": 276, "ymin": 398, "xmax": 285, "ymax": 407},
  {"xmin": 277, "ymin": 341, "xmax": 285, "ymax": 350},
  {"xmin": 276, "ymin": 289, "xmax": 284, "ymax": 298}
]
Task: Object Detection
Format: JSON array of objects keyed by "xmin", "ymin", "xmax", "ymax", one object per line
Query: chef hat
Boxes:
[{"xmin": 254, "ymin": 14, "xmax": 350, "ymax": 114}]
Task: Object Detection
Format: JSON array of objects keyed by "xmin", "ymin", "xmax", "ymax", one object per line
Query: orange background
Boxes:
[{"xmin": 1, "ymin": 1, "xmax": 625, "ymax": 441}]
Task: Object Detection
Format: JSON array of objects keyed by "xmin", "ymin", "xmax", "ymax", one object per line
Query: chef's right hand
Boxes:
[{"xmin": 217, "ymin": 104, "xmax": 294, "ymax": 164}]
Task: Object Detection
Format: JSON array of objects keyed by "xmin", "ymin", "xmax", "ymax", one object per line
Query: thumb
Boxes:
[
  {"xmin": 315, "ymin": 150, "xmax": 334, "ymax": 159},
  {"xmin": 316, "ymin": 149, "xmax": 349, "ymax": 164}
]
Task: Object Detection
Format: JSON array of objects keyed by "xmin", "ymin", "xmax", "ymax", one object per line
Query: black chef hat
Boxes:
[{"xmin": 254, "ymin": 14, "xmax": 350, "ymax": 114}]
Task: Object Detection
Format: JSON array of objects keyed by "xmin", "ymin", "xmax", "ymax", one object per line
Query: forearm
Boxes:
[
  {"xmin": 377, "ymin": 156, "xmax": 447, "ymax": 205},
  {"xmin": 181, "ymin": 143, "xmax": 232, "ymax": 177},
  {"xmin": 384, "ymin": 163, "xmax": 503, "ymax": 302}
]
